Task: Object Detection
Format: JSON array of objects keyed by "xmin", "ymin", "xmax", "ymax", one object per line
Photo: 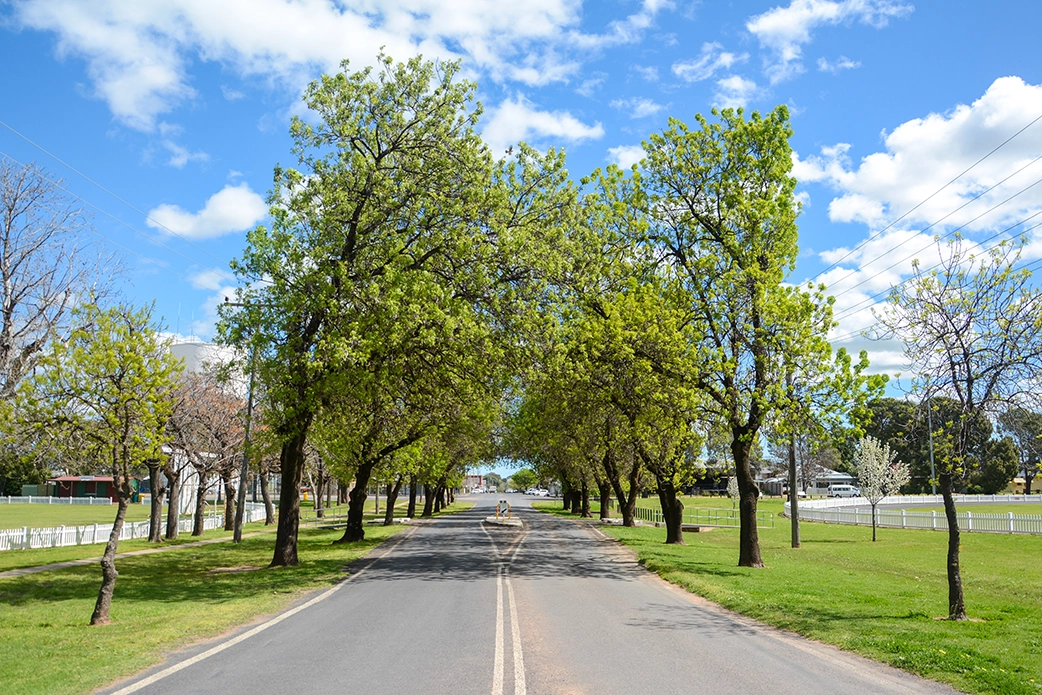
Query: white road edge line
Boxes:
[
  {"xmin": 506, "ymin": 575, "xmax": 526, "ymax": 695},
  {"xmin": 493, "ymin": 567, "xmax": 505, "ymax": 695},
  {"xmin": 108, "ymin": 525, "xmax": 418, "ymax": 695}
]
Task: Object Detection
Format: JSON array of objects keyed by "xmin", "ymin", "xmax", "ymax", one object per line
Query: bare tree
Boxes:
[
  {"xmin": 0, "ymin": 160, "xmax": 120, "ymax": 399},
  {"xmin": 167, "ymin": 370, "xmax": 244, "ymax": 536}
]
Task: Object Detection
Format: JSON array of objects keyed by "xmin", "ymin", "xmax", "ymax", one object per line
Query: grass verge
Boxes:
[
  {"xmin": 0, "ymin": 522, "xmax": 409, "ymax": 695},
  {"xmin": 534, "ymin": 500, "xmax": 1042, "ymax": 695}
]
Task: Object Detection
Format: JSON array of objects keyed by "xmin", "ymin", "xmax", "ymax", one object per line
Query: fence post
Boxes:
[
  {"xmin": 1009, "ymin": 512, "xmax": 1014, "ymax": 534},
  {"xmin": 22, "ymin": 527, "xmax": 28, "ymax": 550},
  {"xmin": 901, "ymin": 509, "xmax": 906, "ymax": 529},
  {"xmin": 932, "ymin": 510, "xmax": 937, "ymax": 530},
  {"xmin": 967, "ymin": 511, "xmax": 973, "ymax": 531}
]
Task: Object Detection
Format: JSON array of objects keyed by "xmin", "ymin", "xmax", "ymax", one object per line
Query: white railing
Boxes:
[
  {"xmin": 635, "ymin": 505, "xmax": 774, "ymax": 528},
  {"xmin": 785, "ymin": 494, "xmax": 1042, "ymax": 535},
  {"xmin": 2, "ymin": 496, "xmax": 113, "ymax": 505},
  {"xmin": 0, "ymin": 503, "xmax": 267, "ymax": 551}
]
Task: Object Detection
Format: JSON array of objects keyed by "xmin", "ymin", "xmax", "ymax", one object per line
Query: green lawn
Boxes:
[
  {"xmin": 535, "ymin": 499, "xmax": 1042, "ymax": 695},
  {"xmin": 0, "ymin": 500, "xmax": 473, "ymax": 695},
  {"xmin": 0, "ymin": 502, "xmax": 167, "ymax": 528}
]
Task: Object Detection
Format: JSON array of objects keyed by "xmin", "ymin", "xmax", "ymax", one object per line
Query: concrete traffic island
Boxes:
[{"xmin": 484, "ymin": 515, "xmax": 523, "ymax": 527}]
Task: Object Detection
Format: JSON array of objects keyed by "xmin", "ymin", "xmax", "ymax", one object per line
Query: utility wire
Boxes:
[
  {"xmin": 0, "ymin": 118, "xmax": 241, "ymax": 270},
  {"xmin": 0, "ymin": 150, "xmax": 237, "ymax": 286},
  {"xmin": 814, "ymin": 110, "xmax": 1042, "ymax": 277}
]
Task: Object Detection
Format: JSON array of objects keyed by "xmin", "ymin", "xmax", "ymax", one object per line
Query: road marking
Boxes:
[
  {"xmin": 493, "ymin": 567, "xmax": 505, "ymax": 695},
  {"xmin": 107, "ymin": 526, "xmax": 417, "ymax": 695},
  {"xmin": 506, "ymin": 575, "xmax": 526, "ymax": 695}
]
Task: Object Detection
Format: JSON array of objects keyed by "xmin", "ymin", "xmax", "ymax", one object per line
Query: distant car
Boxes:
[
  {"xmin": 536, "ymin": 489, "xmax": 549, "ymax": 497},
  {"xmin": 827, "ymin": 484, "xmax": 860, "ymax": 498}
]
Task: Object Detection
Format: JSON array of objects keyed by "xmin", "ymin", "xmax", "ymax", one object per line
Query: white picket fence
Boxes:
[
  {"xmin": 635, "ymin": 504, "xmax": 774, "ymax": 528},
  {"xmin": 3, "ymin": 495, "xmax": 113, "ymax": 505},
  {"xmin": 0, "ymin": 503, "xmax": 268, "ymax": 551},
  {"xmin": 785, "ymin": 494, "xmax": 1042, "ymax": 535}
]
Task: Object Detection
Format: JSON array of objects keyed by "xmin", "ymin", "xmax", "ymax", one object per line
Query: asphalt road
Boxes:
[{"xmin": 101, "ymin": 494, "xmax": 959, "ymax": 695}]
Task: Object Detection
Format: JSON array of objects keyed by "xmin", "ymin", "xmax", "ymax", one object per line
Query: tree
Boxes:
[
  {"xmin": 167, "ymin": 369, "xmax": 244, "ymax": 537},
  {"xmin": 639, "ymin": 107, "xmax": 848, "ymax": 566},
  {"xmin": 853, "ymin": 436, "xmax": 910, "ymax": 541},
  {"xmin": 225, "ymin": 54, "xmax": 571, "ymax": 561},
  {"xmin": 880, "ymin": 237, "xmax": 1042, "ymax": 620},
  {"xmin": 997, "ymin": 407, "xmax": 1042, "ymax": 495},
  {"xmin": 20, "ymin": 301, "xmax": 181, "ymax": 624},
  {"xmin": 511, "ymin": 468, "xmax": 537, "ymax": 491},
  {"xmin": 0, "ymin": 161, "xmax": 121, "ymax": 399},
  {"xmin": 969, "ymin": 437, "xmax": 1018, "ymax": 494}
]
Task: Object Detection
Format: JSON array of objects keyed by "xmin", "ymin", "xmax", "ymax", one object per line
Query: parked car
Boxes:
[{"xmin": 827, "ymin": 484, "xmax": 861, "ymax": 498}]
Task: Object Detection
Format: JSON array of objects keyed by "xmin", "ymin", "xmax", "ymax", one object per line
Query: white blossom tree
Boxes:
[{"xmin": 854, "ymin": 435, "xmax": 911, "ymax": 542}]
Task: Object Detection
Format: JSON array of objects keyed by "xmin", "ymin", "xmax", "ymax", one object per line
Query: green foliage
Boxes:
[
  {"xmin": 510, "ymin": 468, "xmax": 538, "ymax": 490},
  {"xmin": 18, "ymin": 302, "xmax": 182, "ymax": 486},
  {"xmin": 968, "ymin": 437, "xmax": 1019, "ymax": 494}
]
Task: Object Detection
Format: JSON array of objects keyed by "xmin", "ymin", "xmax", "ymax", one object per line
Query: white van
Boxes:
[{"xmin": 828, "ymin": 484, "xmax": 861, "ymax": 498}]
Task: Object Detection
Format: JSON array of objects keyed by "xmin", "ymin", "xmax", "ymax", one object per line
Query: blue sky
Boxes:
[{"xmin": 2, "ymin": 0, "xmax": 1041, "ymax": 392}]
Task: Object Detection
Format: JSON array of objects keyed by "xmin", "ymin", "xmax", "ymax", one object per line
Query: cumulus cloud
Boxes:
[
  {"xmin": 798, "ymin": 77, "xmax": 1042, "ymax": 232},
  {"xmin": 146, "ymin": 183, "xmax": 267, "ymax": 239},
  {"xmin": 482, "ymin": 94, "xmax": 604, "ymax": 154},
  {"xmin": 633, "ymin": 65, "xmax": 659, "ymax": 81},
  {"xmin": 747, "ymin": 0, "xmax": 911, "ymax": 83},
  {"xmin": 713, "ymin": 76, "xmax": 761, "ymax": 109},
  {"xmin": 607, "ymin": 144, "xmax": 645, "ymax": 169},
  {"xmin": 10, "ymin": 0, "xmax": 670, "ymax": 131},
  {"xmin": 802, "ymin": 77, "xmax": 1042, "ymax": 361},
  {"xmin": 672, "ymin": 42, "xmax": 747, "ymax": 82},
  {"xmin": 610, "ymin": 97, "xmax": 665, "ymax": 119}
]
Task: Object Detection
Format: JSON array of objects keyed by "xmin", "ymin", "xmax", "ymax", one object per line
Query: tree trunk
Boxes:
[
  {"xmin": 433, "ymin": 481, "xmax": 445, "ymax": 513},
  {"xmin": 271, "ymin": 430, "xmax": 308, "ymax": 567},
  {"xmin": 788, "ymin": 430, "xmax": 800, "ymax": 548},
  {"xmin": 90, "ymin": 484, "xmax": 131, "ymax": 625},
  {"xmin": 163, "ymin": 462, "xmax": 180, "ymax": 540},
  {"xmin": 407, "ymin": 475, "xmax": 417, "ymax": 518},
  {"xmin": 147, "ymin": 462, "xmax": 165, "ymax": 543},
  {"xmin": 871, "ymin": 502, "xmax": 878, "ymax": 542},
  {"xmin": 338, "ymin": 481, "xmax": 348, "ymax": 505},
  {"xmin": 260, "ymin": 470, "xmax": 275, "ymax": 525},
  {"xmin": 580, "ymin": 481, "xmax": 591, "ymax": 518},
  {"xmin": 336, "ymin": 460, "xmax": 375, "ymax": 544},
  {"xmin": 940, "ymin": 472, "xmax": 967, "ymax": 619},
  {"xmin": 598, "ymin": 481, "xmax": 611, "ymax": 520},
  {"xmin": 384, "ymin": 474, "xmax": 403, "ymax": 526},
  {"xmin": 222, "ymin": 474, "xmax": 236, "ymax": 531},
  {"xmin": 1026, "ymin": 470, "xmax": 1034, "ymax": 496},
  {"xmin": 192, "ymin": 471, "xmax": 207, "ymax": 536},
  {"xmin": 732, "ymin": 436, "xmax": 764, "ymax": 568},
  {"xmin": 656, "ymin": 477, "xmax": 685, "ymax": 545},
  {"xmin": 422, "ymin": 484, "xmax": 434, "ymax": 517}
]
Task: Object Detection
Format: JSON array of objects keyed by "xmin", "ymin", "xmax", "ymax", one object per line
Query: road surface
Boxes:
[{"xmin": 100, "ymin": 494, "xmax": 959, "ymax": 695}]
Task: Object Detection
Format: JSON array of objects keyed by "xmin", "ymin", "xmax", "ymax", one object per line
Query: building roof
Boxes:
[{"xmin": 49, "ymin": 476, "xmax": 115, "ymax": 482}]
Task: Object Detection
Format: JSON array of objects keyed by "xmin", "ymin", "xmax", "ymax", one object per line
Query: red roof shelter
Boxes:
[{"xmin": 48, "ymin": 476, "xmax": 121, "ymax": 503}]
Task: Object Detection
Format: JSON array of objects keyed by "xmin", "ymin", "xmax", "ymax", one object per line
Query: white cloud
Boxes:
[
  {"xmin": 747, "ymin": 0, "xmax": 911, "ymax": 84},
  {"xmin": 188, "ymin": 268, "xmax": 230, "ymax": 292},
  {"xmin": 608, "ymin": 145, "xmax": 645, "ymax": 169},
  {"xmin": 817, "ymin": 55, "xmax": 861, "ymax": 73},
  {"xmin": 713, "ymin": 76, "xmax": 760, "ymax": 109},
  {"xmin": 610, "ymin": 97, "xmax": 664, "ymax": 119},
  {"xmin": 482, "ymin": 94, "xmax": 604, "ymax": 154},
  {"xmin": 797, "ymin": 77, "xmax": 1042, "ymax": 232},
  {"xmin": 163, "ymin": 140, "xmax": 209, "ymax": 168},
  {"xmin": 804, "ymin": 77, "xmax": 1042, "ymax": 360},
  {"xmin": 221, "ymin": 84, "xmax": 246, "ymax": 101},
  {"xmin": 633, "ymin": 65, "xmax": 659, "ymax": 81},
  {"xmin": 672, "ymin": 42, "xmax": 747, "ymax": 82},
  {"xmin": 146, "ymin": 183, "xmax": 267, "ymax": 239},
  {"xmin": 10, "ymin": 0, "xmax": 672, "ymax": 131},
  {"xmin": 576, "ymin": 74, "xmax": 606, "ymax": 97}
]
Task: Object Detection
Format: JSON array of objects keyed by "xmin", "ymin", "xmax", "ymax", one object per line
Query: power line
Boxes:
[
  {"xmin": 820, "ymin": 151, "xmax": 1042, "ymax": 293},
  {"xmin": 814, "ymin": 109, "xmax": 1042, "ymax": 277},
  {"xmin": 0, "ymin": 118, "xmax": 241, "ymax": 271},
  {"xmin": 0, "ymin": 150, "xmax": 238, "ymax": 286}
]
